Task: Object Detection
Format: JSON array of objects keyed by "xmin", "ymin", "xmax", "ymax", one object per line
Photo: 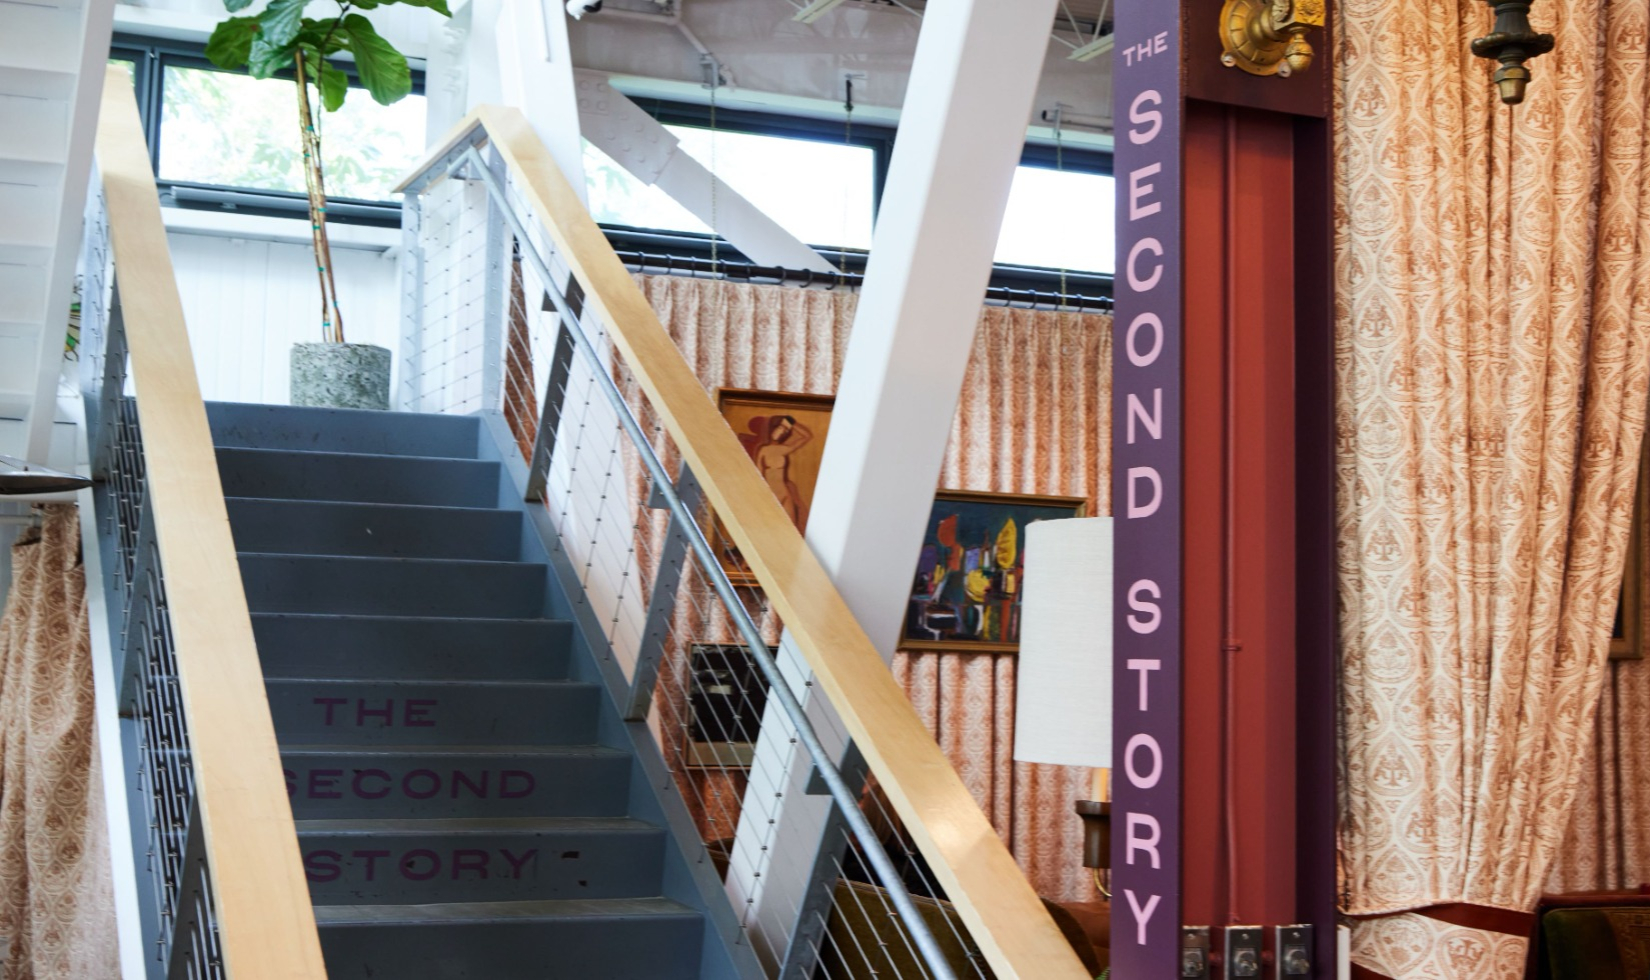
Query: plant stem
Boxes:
[{"xmin": 294, "ymin": 51, "xmax": 345, "ymax": 343}]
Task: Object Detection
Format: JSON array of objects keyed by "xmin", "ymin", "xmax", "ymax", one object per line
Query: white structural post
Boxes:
[
  {"xmin": 726, "ymin": 0, "xmax": 1062, "ymax": 972},
  {"xmin": 496, "ymin": 0, "xmax": 587, "ymax": 201}
]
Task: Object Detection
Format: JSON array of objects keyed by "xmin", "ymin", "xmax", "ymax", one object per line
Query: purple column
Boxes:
[{"xmin": 1110, "ymin": 2, "xmax": 1184, "ymax": 976}]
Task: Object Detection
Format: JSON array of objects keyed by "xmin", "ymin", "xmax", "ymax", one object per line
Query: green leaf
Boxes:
[
  {"xmin": 223, "ymin": 0, "xmax": 256, "ymax": 11},
  {"xmin": 394, "ymin": 0, "xmax": 453, "ymax": 16},
  {"xmin": 340, "ymin": 14, "xmax": 411, "ymax": 106},
  {"xmin": 297, "ymin": 19, "xmax": 351, "ymax": 55},
  {"xmin": 247, "ymin": 31, "xmax": 299, "ymax": 78},
  {"xmin": 204, "ymin": 16, "xmax": 259, "ymax": 69},
  {"xmin": 316, "ymin": 60, "xmax": 350, "ymax": 111},
  {"xmin": 258, "ymin": 0, "xmax": 309, "ymax": 47}
]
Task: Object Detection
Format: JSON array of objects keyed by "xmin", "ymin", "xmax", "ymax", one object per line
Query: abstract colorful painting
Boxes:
[{"xmin": 900, "ymin": 490, "xmax": 1088, "ymax": 652}]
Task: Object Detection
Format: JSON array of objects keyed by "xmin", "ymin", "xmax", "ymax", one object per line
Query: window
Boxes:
[
  {"xmin": 159, "ymin": 64, "xmax": 426, "ymax": 203},
  {"xmin": 111, "ymin": 36, "xmax": 427, "ymax": 220},
  {"xmin": 995, "ymin": 166, "xmax": 1116, "ymax": 275},
  {"xmin": 585, "ymin": 123, "xmax": 878, "ymax": 251}
]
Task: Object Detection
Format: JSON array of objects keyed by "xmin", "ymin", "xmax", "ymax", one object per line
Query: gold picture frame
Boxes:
[
  {"xmin": 899, "ymin": 489, "xmax": 1089, "ymax": 653},
  {"xmin": 710, "ymin": 388, "xmax": 835, "ymax": 587}
]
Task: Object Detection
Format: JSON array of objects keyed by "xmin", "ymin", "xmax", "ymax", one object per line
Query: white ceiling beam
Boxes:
[{"xmin": 726, "ymin": 0, "xmax": 1070, "ymax": 970}]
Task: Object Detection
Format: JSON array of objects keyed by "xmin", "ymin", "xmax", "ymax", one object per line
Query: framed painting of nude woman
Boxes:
[{"xmin": 712, "ymin": 388, "xmax": 835, "ymax": 586}]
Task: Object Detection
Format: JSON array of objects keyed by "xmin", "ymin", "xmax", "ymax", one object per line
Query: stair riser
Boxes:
[
  {"xmin": 318, "ymin": 915, "xmax": 705, "ymax": 980},
  {"xmin": 252, "ymin": 616, "xmax": 571, "ymax": 681},
  {"xmin": 240, "ymin": 556, "xmax": 546, "ymax": 618},
  {"xmin": 217, "ymin": 448, "xmax": 501, "ymax": 508},
  {"xmin": 268, "ymin": 680, "xmax": 600, "ymax": 747},
  {"xmin": 282, "ymin": 753, "xmax": 631, "ymax": 820},
  {"xmin": 208, "ymin": 402, "xmax": 483, "ymax": 459},
  {"xmin": 227, "ymin": 498, "xmax": 523, "ymax": 561},
  {"xmin": 300, "ymin": 828, "xmax": 666, "ymax": 905}
]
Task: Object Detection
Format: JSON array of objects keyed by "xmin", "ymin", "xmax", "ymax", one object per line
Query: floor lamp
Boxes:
[{"xmin": 1013, "ymin": 517, "xmax": 1114, "ymax": 893}]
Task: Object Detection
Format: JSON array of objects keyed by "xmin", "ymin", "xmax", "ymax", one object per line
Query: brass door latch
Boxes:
[{"xmin": 1219, "ymin": 0, "xmax": 1325, "ymax": 78}]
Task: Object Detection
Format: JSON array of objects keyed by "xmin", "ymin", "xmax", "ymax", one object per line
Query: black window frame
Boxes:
[
  {"xmin": 109, "ymin": 40, "xmax": 1112, "ymax": 294},
  {"xmin": 605, "ymin": 97, "xmax": 1114, "ymax": 295},
  {"xmin": 112, "ymin": 33, "xmax": 426, "ymax": 228}
]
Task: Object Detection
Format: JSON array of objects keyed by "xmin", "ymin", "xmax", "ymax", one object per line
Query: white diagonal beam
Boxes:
[{"xmin": 575, "ymin": 70, "xmax": 837, "ymax": 272}]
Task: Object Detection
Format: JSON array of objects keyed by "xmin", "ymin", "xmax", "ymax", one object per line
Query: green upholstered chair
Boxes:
[{"xmin": 1541, "ymin": 905, "xmax": 1650, "ymax": 980}]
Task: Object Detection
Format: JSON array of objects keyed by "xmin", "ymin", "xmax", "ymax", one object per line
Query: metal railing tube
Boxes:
[{"xmin": 458, "ymin": 146, "xmax": 962, "ymax": 980}]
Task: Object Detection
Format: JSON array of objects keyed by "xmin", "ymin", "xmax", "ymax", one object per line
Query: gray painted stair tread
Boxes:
[
  {"xmin": 295, "ymin": 816, "xmax": 660, "ymax": 835},
  {"xmin": 207, "ymin": 401, "xmax": 483, "ymax": 458},
  {"xmin": 216, "ymin": 446, "xmax": 501, "ymax": 508},
  {"xmin": 238, "ymin": 554, "xmax": 546, "ymax": 618},
  {"xmin": 297, "ymin": 817, "xmax": 667, "ymax": 905},
  {"xmin": 282, "ymin": 743, "xmax": 627, "ymax": 758},
  {"xmin": 251, "ymin": 614, "xmax": 571, "ymax": 681},
  {"xmin": 314, "ymin": 896, "xmax": 699, "ymax": 925},
  {"xmin": 267, "ymin": 677, "xmax": 600, "ymax": 746},
  {"xmin": 225, "ymin": 497, "xmax": 522, "ymax": 561}
]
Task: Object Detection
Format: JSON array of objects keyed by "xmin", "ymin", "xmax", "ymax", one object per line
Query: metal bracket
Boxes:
[
  {"xmin": 1275, "ymin": 924, "xmax": 1312, "ymax": 978},
  {"xmin": 1182, "ymin": 926, "xmax": 1211, "ymax": 978},
  {"xmin": 1224, "ymin": 925, "xmax": 1265, "ymax": 979}
]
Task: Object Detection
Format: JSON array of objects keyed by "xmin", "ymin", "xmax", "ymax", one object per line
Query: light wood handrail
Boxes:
[
  {"xmin": 97, "ymin": 67, "xmax": 328, "ymax": 980},
  {"xmin": 418, "ymin": 105, "xmax": 1091, "ymax": 980}
]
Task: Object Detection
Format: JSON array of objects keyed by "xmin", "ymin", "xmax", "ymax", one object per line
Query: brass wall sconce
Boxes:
[
  {"xmin": 1219, "ymin": 0, "xmax": 1325, "ymax": 78},
  {"xmin": 1471, "ymin": 1, "xmax": 1554, "ymax": 105}
]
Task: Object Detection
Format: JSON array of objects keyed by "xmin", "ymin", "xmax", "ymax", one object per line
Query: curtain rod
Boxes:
[{"xmin": 614, "ymin": 250, "xmax": 1115, "ymax": 313}]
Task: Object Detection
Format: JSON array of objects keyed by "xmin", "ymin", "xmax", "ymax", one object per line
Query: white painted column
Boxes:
[
  {"xmin": 496, "ymin": 0, "xmax": 587, "ymax": 200},
  {"xmin": 725, "ymin": 0, "xmax": 1062, "ymax": 969}
]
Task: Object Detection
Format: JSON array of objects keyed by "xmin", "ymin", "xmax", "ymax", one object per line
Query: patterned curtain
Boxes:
[
  {"xmin": 1335, "ymin": 0, "xmax": 1650, "ymax": 976},
  {"xmin": 0, "ymin": 505, "xmax": 118, "ymax": 977},
  {"xmin": 637, "ymin": 274, "xmax": 1113, "ymax": 903}
]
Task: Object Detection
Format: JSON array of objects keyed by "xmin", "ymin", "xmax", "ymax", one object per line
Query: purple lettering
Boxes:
[
  {"xmin": 304, "ymin": 850, "xmax": 342, "ymax": 883},
  {"xmin": 452, "ymin": 770, "xmax": 489, "ymax": 799},
  {"xmin": 308, "ymin": 769, "xmax": 343, "ymax": 799},
  {"xmin": 353, "ymin": 769, "xmax": 392, "ymax": 799},
  {"xmin": 404, "ymin": 699, "xmax": 438, "ymax": 727},
  {"xmin": 500, "ymin": 848, "xmax": 537, "ymax": 880},
  {"xmin": 353, "ymin": 849, "xmax": 391, "ymax": 881},
  {"xmin": 452, "ymin": 849, "xmax": 491, "ymax": 880},
  {"xmin": 357, "ymin": 699, "xmax": 394, "ymax": 726},
  {"xmin": 401, "ymin": 849, "xmax": 440, "ymax": 881},
  {"xmin": 284, "ymin": 768, "xmax": 297, "ymax": 798},
  {"xmin": 403, "ymin": 770, "xmax": 441, "ymax": 799},
  {"xmin": 500, "ymin": 771, "xmax": 535, "ymax": 799},
  {"xmin": 314, "ymin": 697, "xmax": 348, "ymax": 726}
]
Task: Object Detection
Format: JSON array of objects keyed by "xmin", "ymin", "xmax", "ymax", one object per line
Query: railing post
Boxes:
[
  {"xmin": 479, "ymin": 145, "xmax": 508, "ymax": 412},
  {"xmin": 399, "ymin": 191, "xmax": 426, "ymax": 412},
  {"xmin": 625, "ymin": 467, "xmax": 703, "ymax": 721},
  {"xmin": 525, "ymin": 303, "xmax": 578, "ymax": 503}
]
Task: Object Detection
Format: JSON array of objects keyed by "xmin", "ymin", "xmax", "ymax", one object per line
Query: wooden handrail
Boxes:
[
  {"xmin": 418, "ymin": 105, "xmax": 1091, "ymax": 980},
  {"xmin": 96, "ymin": 67, "xmax": 328, "ymax": 980}
]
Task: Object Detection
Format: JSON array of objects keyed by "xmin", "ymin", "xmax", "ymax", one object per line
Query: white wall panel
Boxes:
[{"xmin": 166, "ymin": 231, "xmax": 403, "ymax": 405}]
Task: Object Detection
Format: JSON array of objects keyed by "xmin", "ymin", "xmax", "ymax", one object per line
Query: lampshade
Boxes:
[{"xmin": 1012, "ymin": 516, "xmax": 1113, "ymax": 769}]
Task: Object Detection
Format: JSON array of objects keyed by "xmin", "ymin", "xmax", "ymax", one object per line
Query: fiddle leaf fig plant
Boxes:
[{"xmin": 206, "ymin": 0, "xmax": 449, "ymax": 343}]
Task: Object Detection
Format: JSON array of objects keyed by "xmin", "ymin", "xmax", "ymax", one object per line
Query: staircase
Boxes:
[
  {"xmin": 206, "ymin": 400, "xmax": 748, "ymax": 980},
  {"xmin": 0, "ymin": 0, "xmax": 111, "ymax": 465}
]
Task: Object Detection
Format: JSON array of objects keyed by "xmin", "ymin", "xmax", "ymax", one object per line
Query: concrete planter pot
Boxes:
[{"xmin": 291, "ymin": 343, "xmax": 391, "ymax": 411}]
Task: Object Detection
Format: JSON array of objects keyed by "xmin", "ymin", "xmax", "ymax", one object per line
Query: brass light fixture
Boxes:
[
  {"xmin": 1219, "ymin": 0, "xmax": 1325, "ymax": 78},
  {"xmin": 1471, "ymin": 1, "xmax": 1554, "ymax": 105}
]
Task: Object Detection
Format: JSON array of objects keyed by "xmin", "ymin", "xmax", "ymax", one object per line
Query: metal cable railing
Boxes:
[
  {"xmin": 397, "ymin": 112, "xmax": 1086, "ymax": 980},
  {"xmin": 79, "ymin": 68, "xmax": 327, "ymax": 980}
]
